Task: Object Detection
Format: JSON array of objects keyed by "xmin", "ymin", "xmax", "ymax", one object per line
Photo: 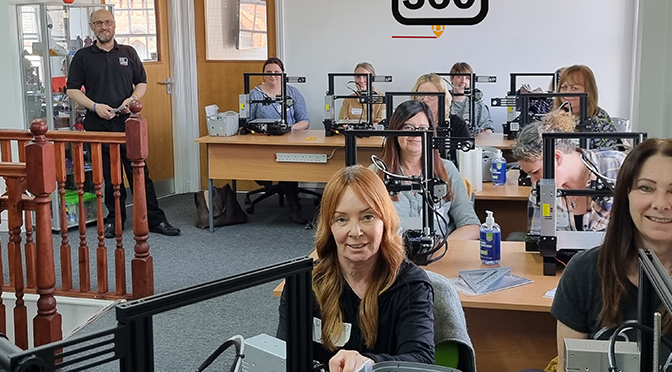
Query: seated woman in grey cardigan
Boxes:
[{"xmin": 370, "ymin": 100, "xmax": 480, "ymax": 240}]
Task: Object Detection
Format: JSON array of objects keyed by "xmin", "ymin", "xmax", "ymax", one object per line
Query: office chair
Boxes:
[
  {"xmin": 243, "ymin": 181, "xmax": 321, "ymax": 214},
  {"xmin": 425, "ymin": 270, "xmax": 476, "ymax": 372}
]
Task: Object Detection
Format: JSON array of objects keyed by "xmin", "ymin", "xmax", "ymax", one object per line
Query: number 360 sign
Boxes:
[{"xmin": 392, "ymin": 0, "xmax": 489, "ymax": 26}]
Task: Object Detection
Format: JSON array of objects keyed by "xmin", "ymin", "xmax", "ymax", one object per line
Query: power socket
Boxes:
[{"xmin": 276, "ymin": 153, "xmax": 328, "ymax": 163}]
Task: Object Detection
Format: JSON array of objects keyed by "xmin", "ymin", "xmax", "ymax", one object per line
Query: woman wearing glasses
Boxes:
[
  {"xmin": 411, "ymin": 74, "xmax": 471, "ymax": 138},
  {"xmin": 370, "ymin": 100, "xmax": 480, "ymax": 240}
]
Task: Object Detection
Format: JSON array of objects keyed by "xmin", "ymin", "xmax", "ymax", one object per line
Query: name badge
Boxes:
[
  {"xmin": 350, "ymin": 108, "xmax": 363, "ymax": 116},
  {"xmin": 313, "ymin": 317, "xmax": 351, "ymax": 347}
]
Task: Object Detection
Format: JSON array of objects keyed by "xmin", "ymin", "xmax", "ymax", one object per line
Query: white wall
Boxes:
[
  {"xmin": 281, "ymin": 0, "xmax": 637, "ymax": 131},
  {"xmin": 633, "ymin": 0, "xmax": 672, "ymax": 138}
]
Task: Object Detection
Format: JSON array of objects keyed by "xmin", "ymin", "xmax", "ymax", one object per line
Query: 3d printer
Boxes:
[
  {"xmin": 323, "ymin": 72, "xmax": 392, "ymax": 136},
  {"xmin": 343, "ymin": 92, "xmax": 475, "ymax": 265},
  {"xmin": 528, "ymin": 131, "xmax": 647, "ymax": 276},
  {"xmin": 379, "ymin": 91, "xmax": 475, "ymax": 162},
  {"xmin": 491, "ymin": 72, "xmax": 560, "ymax": 139},
  {"xmin": 433, "ymin": 72, "xmax": 497, "ymax": 136},
  {"xmin": 346, "ymin": 128, "xmax": 474, "ymax": 265},
  {"xmin": 238, "ymin": 72, "xmax": 306, "ymax": 135}
]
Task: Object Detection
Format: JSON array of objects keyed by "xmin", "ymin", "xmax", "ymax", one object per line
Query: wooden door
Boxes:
[
  {"xmin": 139, "ymin": 0, "xmax": 174, "ymax": 186},
  {"xmin": 194, "ymin": 0, "xmax": 276, "ymax": 190}
]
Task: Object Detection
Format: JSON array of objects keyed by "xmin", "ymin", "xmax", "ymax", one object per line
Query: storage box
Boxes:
[
  {"xmin": 206, "ymin": 110, "xmax": 239, "ymax": 136},
  {"xmin": 63, "ymin": 190, "xmax": 98, "ymax": 225}
]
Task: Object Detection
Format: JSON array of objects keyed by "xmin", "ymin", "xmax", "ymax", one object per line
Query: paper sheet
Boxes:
[
  {"xmin": 449, "ymin": 274, "xmax": 533, "ymax": 296},
  {"xmin": 544, "ymin": 287, "xmax": 557, "ymax": 299},
  {"xmin": 205, "ymin": 104, "xmax": 219, "ymax": 118}
]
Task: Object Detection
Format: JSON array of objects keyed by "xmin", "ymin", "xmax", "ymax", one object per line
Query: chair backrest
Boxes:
[
  {"xmin": 425, "ymin": 270, "xmax": 477, "ymax": 372},
  {"xmin": 461, "ymin": 177, "xmax": 475, "ymax": 202}
]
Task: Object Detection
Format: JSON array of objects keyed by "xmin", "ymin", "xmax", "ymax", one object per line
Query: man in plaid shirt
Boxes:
[
  {"xmin": 511, "ymin": 112, "xmax": 626, "ymax": 236},
  {"xmin": 526, "ymin": 149, "xmax": 625, "ymax": 235}
]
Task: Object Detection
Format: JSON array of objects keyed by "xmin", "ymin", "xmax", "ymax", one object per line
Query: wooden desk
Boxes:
[
  {"xmin": 475, "ymin": 132, "xmax": 515, "ymax": 150},
  {"xmin": 426, "ymin": 241, "xmax": 559, "ymax": 372},
  {"xmin": 474, "ymin": 170, "xmax": 530, "ymax": 238},
  {"xmin": 273, "ymin": 242, "xmax": 559, "ymax": 372},
  {"xmin": 195, "ymin": 130, "xmax": 384, "ymax": 231}
]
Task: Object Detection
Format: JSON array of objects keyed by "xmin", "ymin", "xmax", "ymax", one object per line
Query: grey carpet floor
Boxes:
[{"xmin": 21, "ymin": 192, "xmax": 320, "ymax": 371}]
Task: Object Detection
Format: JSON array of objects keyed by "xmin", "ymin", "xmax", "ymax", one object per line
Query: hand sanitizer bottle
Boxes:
[
  {"xmin": 491, "ymin": 149, "xmax": 507, "ymax": 186},
  {"xmin": 480, "ymin": 210, "xmax": 501, "ymax": 265}
]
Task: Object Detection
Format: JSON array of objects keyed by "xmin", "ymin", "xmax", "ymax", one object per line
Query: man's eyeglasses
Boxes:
[
  {"xmin": 91, "ymin": 20, "xmax": 115, "ymax": 27},
  {"xmin": 401, "ymin": 124, "xmax": 431, "ymax": 131}
]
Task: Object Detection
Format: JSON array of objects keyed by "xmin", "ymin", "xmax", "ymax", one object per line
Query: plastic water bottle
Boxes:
[
  {"xmin": 480, "ymin": 210, "xmax": 501, "ymax": 265},
  {"xmin": 491, "ymin": 150, "xmax": 507, "ymax": 186}
]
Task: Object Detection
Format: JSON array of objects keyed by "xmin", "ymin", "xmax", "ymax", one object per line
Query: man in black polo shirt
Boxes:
[{"xmin": 67, "ymin": 9, "xmax": 180, "ymax": 237}]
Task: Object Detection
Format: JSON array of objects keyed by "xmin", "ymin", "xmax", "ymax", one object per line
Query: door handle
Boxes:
[{"xmin": 158, "ymin": 77, "xmax": 173, "ymax": 95}]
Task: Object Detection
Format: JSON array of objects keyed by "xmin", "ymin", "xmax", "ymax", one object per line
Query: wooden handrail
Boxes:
[
  {"xmin": 0, "ymin": 100, "xmax": 153, "ymax": 348},
  {"xmin": 0, "ymin": 130, "xmax": 126, "ymax": 144},
  {"xmin": 0, "ymin": 163, "xmax": 27, "ymax": 178}
]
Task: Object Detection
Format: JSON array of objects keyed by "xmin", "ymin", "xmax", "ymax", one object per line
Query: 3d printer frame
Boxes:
[
  {"xmin": 434, "ymin": 72, "xmax": 497, "ymax": 135},
  {"xmin": 323, "ymin": 72, "xmax": 392, "ymax": 136},
  {"xmin": 490, "ymin": 72, "xmax": 560, "ymax": 139},
  {"xmin": 343, "ymin": 126, "xmax": 474, "ymax": 265},
  {"xmin": 238, "ymin": 72, "xmax": 306, "ymax": 135},
  {"xmin": 533, "ymin": 131, "xmax": 647, "ymax": 276},
  {"xmin": 381, "ymin": 91, "xmax": 463, "ymax": 162},
  {"xmin": 0, "ymin": 257, "xmax": 314, "ymax": 372},
  {"xmin": 638, "ymin": 248, "xmax": 672, "ymax": 372},
  {"xmin": 493, "ymin": 90, "xmax": 588, "ymax": 140},
  {"xmin": 566, "ymin": 249, "xmax": 672, "ymax": 372}
]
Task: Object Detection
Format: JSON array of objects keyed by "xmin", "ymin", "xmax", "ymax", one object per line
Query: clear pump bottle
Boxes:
[
  {"xmin": 491, "ymin": 150, "xmax": 507, "ymax": 186},
  {"xmin": 480, "ymin": 210, "xmax": 501, "ymax": 265}
]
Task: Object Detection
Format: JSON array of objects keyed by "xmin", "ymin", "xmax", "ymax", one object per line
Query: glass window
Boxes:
[
  {"xmin": 105, "ymin": 0, "xmax": 158, "ymax": 62},
  {"xmin": 205, "ymin": 0, "xmax": 268, "ymax": 61}
]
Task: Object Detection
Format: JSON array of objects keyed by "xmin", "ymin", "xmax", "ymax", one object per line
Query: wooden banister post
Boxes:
[
  {"xmin": 7, "ymin": 177, "xmax": 27, "ymax": 349},
  {"xmin": 26, "ymin": 119, "xmax": 62, "ymax": 346},
  {"xmin": 126, "ymin": 101, "xmax": 154, "ymax": 299}
]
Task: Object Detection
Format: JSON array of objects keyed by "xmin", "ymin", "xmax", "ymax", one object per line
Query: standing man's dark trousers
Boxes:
[
  {"xmin": 101, "ymin": 143, "xmax": 167, "ymax": 228},
  {"xmin": 85, "ymin": 114, "xmax": 167, "ymax": 229}
]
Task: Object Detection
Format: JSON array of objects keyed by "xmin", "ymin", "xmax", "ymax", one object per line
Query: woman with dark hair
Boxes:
[
  {"xmin": 249, "ymin": 57, "xmax": 310, "ymax": 131},
  {"xmin": 371, "ymin": 100, "xmax": 480, "ymax": 240},
  {"xmin": 248, "ymin": 57, "xmax": 310, "ymax": 223},
  {"xmin": 449, "ymin": 62, "xmax": 495, "ymax": 136},
  {"xmin": 277, "ymin": 165, "xmax": 435, "ymax": 368},
  {"xmin": 338, "ymin": 62, "xmax": 384, "ymax": 124},
  {"xmin": 551, "ymin": 64, "xmax": 617, "ymax": 149},
  {"xmin": 551, "ymin": 138, "xmax": 672, "ymax": 371}
]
